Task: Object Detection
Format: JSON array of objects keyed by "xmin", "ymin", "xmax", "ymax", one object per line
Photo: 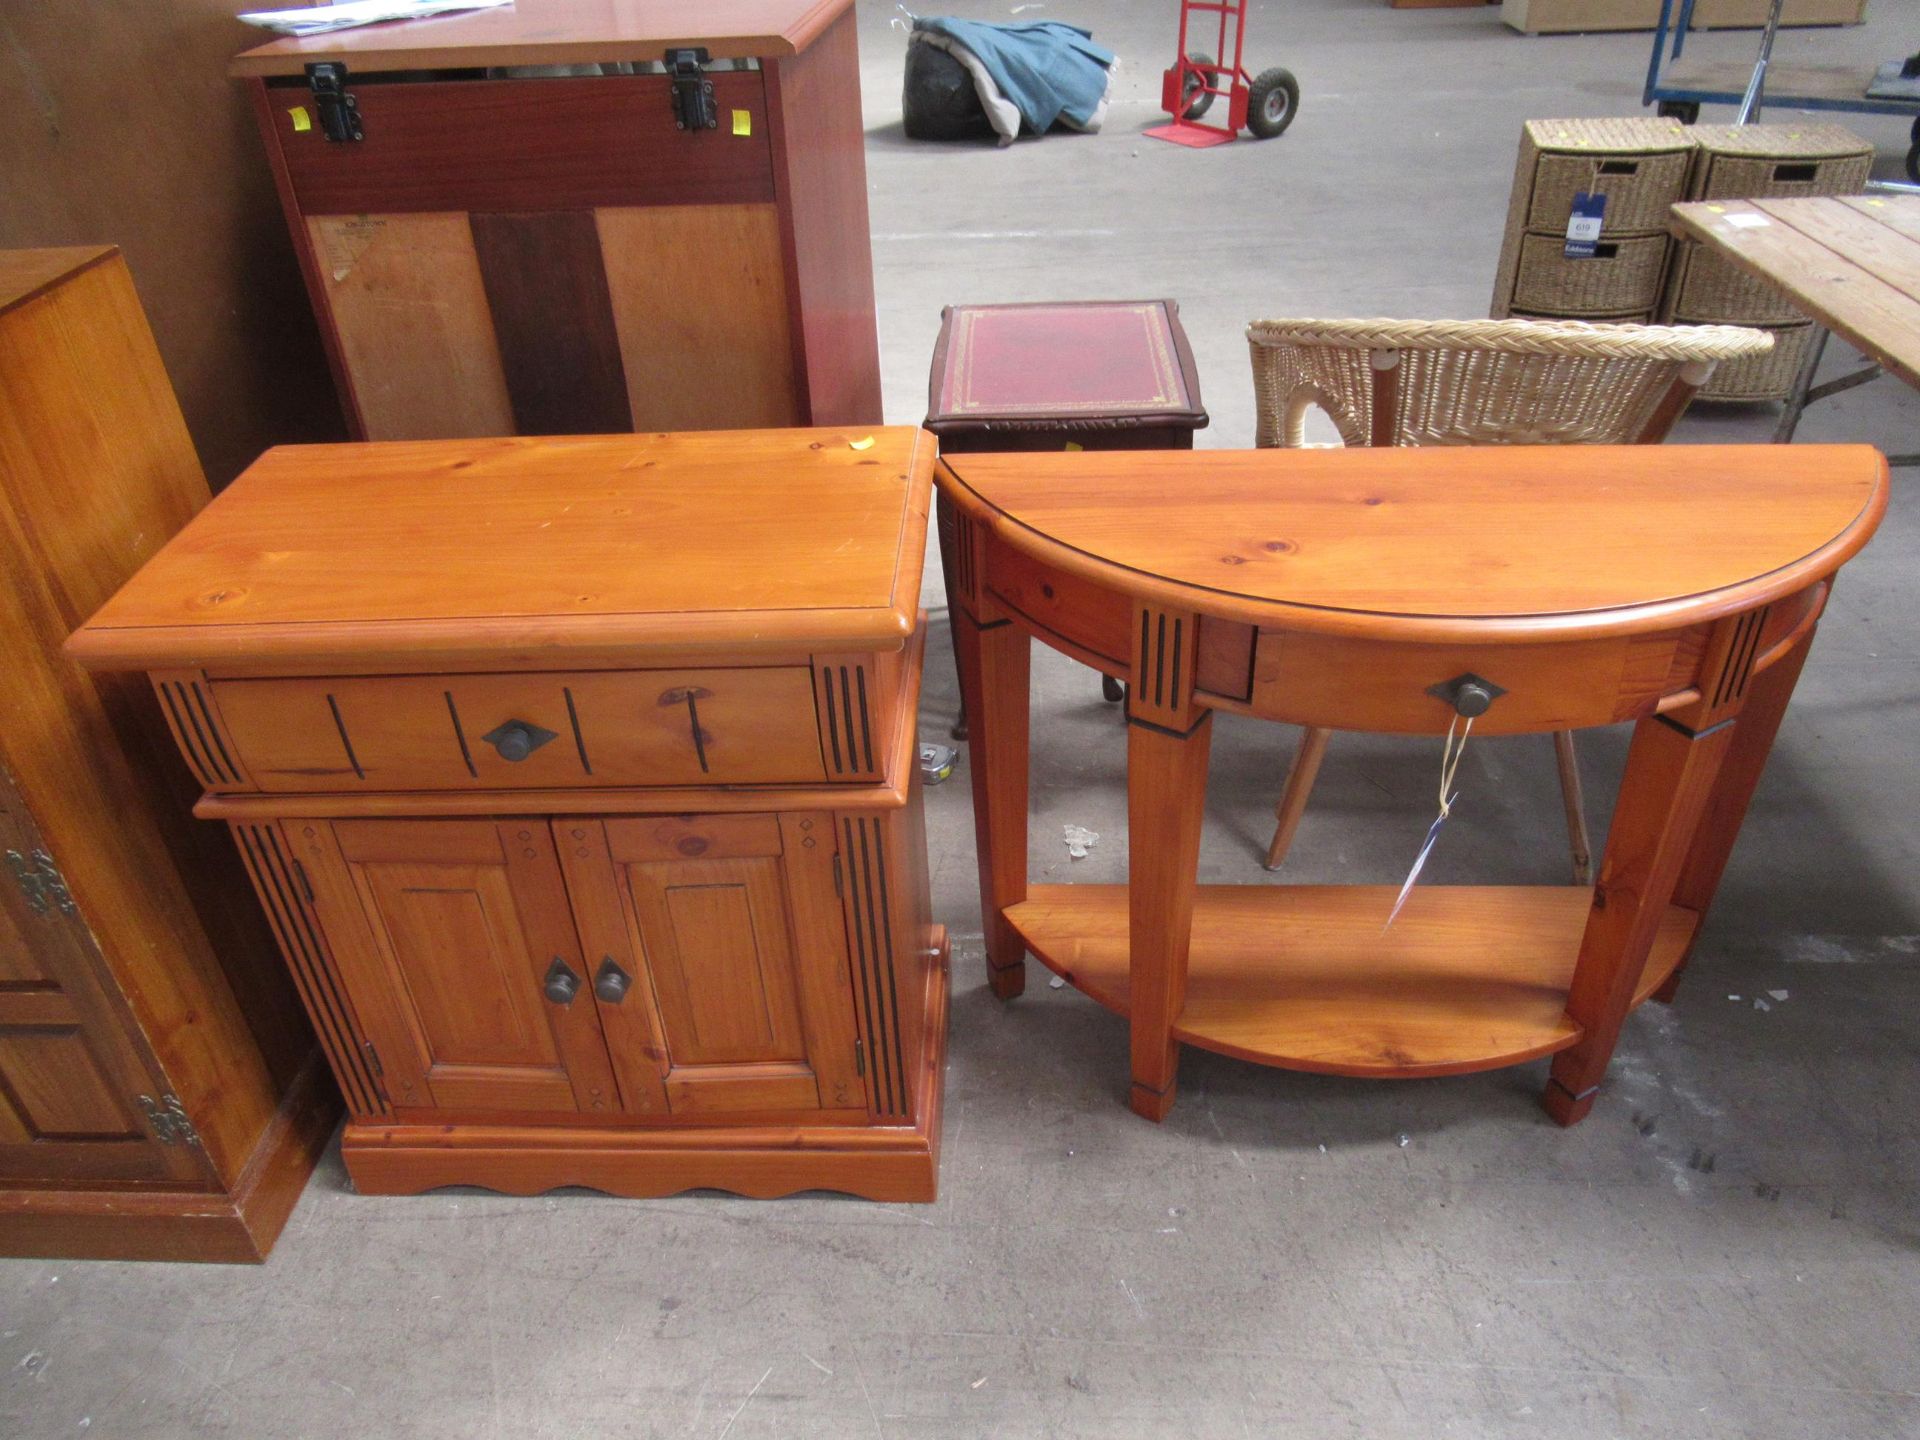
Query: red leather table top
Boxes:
[{"xmin": 926, "ymin": 300, "xmax": 1208, "ymax": 435}]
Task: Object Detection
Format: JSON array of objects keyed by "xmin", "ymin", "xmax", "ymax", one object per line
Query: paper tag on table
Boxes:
[
  {"xmin": 1722, "ymin": 213, "xmax": 1771, "ymax": 230},
  {"xmin": 239, "ymin": 0, "xmax": 511, "ymax": 37}
]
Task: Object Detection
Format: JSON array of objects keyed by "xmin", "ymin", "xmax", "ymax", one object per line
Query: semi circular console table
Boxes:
[{"xmin": 936, "ymin": 443, "xmax": 1886, "ymax": 1125}]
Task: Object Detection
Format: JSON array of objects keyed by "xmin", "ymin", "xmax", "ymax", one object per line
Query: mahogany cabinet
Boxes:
[
  {"xmin": 0, "ymin": 248, "xmax": 335, "ymax": 1262},
  {"xmin": 70, "ymin": 427, "xmax": 947, "ymax": 1202},
  {"xmin": 232, "ymin": 0, "xmax": 881, "ymax": 441}
]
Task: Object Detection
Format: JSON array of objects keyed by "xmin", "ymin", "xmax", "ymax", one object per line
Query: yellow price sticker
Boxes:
[
  {"xmin": 732, "ymin": 109, "xmax": 752, "ymax": 137},
  {"xmin": 849, "ymin": 435, "xmax": 876, "ymax": 451},
  {"xmin": 289, "ymin": 106, "xmax": 312, "ymax": 133}
]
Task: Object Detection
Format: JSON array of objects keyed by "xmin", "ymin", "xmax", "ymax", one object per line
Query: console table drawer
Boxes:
[{"xmin": 210, "ymin": 668, "xmax": 826, "ymax": 791}]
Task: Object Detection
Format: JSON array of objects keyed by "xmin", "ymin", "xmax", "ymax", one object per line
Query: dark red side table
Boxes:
[{"xmin": 926, "ymin": 300, "xmax": 1209, "ymax": 734}]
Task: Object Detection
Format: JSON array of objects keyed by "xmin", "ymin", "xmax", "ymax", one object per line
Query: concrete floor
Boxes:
[{"xmin": 5, "ymin": 2, "xmax": 1918, "ymax": 1435}]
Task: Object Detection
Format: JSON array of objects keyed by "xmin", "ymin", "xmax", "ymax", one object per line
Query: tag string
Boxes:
[{"xmin": 1436, "ymin": 713, "xmax": 1474, "ymax": 819}]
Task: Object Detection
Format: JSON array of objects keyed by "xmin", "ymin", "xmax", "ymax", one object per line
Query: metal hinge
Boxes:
[
  {"xmin": 363, "ymin": 1041, "xmax": 384, "ymax": 1078},
  {"xmin": 853, "ymin": 1037, "xmax": 865, "ymax": 1077},
  {"xmin": 136, "ymin": 1093, "xmax": 201, "ymax": 1148},
  {"xmin": 6, "ymin": 848, "xmax": 75, "ymax": 917},
  {"xmin": 306, "ymin": 62, "xmax": 364, "ymax": 142},
  {"xmin": 666, "ymin": 47, "xmax": 718, "ymax": 131}
]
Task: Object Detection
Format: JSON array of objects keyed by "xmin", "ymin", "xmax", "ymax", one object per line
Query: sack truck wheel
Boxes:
[
  {"xmin": 1181, "ymin": 52, "xmax": 1216, "ymax": 120},
  {"xmin": 1247, "ymin": 67, "xmax": 1299, "ymax": 139},
  {"xmin": 1907, "ymin": 141, "xmax": 1920, "ymax": 186},
  {"xmin": 1657, "ymin": 100, "xmax": 1700, "ymax": 124}
]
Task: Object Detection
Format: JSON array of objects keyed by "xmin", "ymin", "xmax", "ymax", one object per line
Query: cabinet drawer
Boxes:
[
  {"xmin": 1250, "ymin": 629, "xmax": 1691, "ymax": 735},
  {"xmin": 211, "ymin": 668, "xmax": 826, "ymax": 791}
]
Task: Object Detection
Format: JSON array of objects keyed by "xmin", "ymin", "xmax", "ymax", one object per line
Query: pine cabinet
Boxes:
[{"xmin": 71, "ymin": 427, "xmax": 946, "ymax": 1202}]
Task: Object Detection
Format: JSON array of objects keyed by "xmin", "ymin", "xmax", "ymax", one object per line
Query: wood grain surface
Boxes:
[
  {"xmin": 71, "ymin": 428, "xmax": 935, "ymax": 670},
  {"xmin": 306, "ymin": 213, "xmax": 514, "ymax": 441},
  {"xmin": 938, "ymin": 444, "xmax": 1886, "ymax": 641}
]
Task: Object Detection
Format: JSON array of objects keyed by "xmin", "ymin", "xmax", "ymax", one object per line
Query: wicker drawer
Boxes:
[
  {"xmin": 1512, "ymin": 233, "xmax": 1670, "ymax": 316},
  {"xmin": 208, "ymin": 668, "xmax": 827, "ymax": 792},
  {"xmin": 1665, "ymin": 243, "xmax": 1807, "ymax": 326},
  {"xmin": 1697, "ymin": 322, "xmax": 1812, "ymax": 403},
  {"xmin": 1527, "ymin": 149, "xmax": 1691, "ymax": 236},
  {"xmin": 1689, "ymin": 125, "xmax": 1873, "ymax": 203}
]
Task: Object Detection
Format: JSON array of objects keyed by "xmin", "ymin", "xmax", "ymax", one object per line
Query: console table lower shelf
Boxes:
[{"xmin": 1007, "ymin": 886, "xmax": 1696, "ymax": 1078}]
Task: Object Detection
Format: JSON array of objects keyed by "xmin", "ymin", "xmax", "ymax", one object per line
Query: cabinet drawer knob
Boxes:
[
  {"xmin": 543, "ymin": 956, "xmax": 581, "ymax": 1005},
  {"xmin": 594, "ymin": 956, "xmax": 632, "ymax": 1005},
  {"xmin": 481, "ymin": 718, "xmax": 558, "ymax": 762},
  {"xmin": 1426, "ymin": 672, "xmax": 1507, "ymax": 718}
]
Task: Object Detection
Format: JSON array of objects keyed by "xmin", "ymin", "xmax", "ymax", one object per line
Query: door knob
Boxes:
[
  {"xmin": 543, "ymin": 956, "xmax": 580, "ymax": 1005},
  {"xmin": 594, "ymin": 956, "xmax": 632, "ymax": 1004},
  {"xmin": 481, "ymin": 718, "xmax": 558, "ymax": 762}
]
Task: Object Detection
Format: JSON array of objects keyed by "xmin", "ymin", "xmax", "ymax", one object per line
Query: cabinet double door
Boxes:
[{"xmin": 285, "ymin": 813, "xmax": 866, "ymax": 1121}]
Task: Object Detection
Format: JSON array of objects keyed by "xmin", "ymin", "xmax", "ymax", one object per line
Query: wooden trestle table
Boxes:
[{"xmin": 937, "ymin": 443, "xmax": 1886, "ymax": 1124}]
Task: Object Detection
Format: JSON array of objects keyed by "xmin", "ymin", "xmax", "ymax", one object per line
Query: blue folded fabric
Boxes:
[{"xmin": 911, "ymin": 18, "xmax": 1115, "ymax": 134}]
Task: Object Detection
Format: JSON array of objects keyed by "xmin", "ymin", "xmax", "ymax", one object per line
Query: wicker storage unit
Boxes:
[
  {"xmin": 1685, "ymin": 124, "xmax": 1875, "ymax": 203},
  {"xmin": 1659, "ymin": 124, "xmax": 1869, "ymax": 400},
  {"xmin": 1492, "ymin": 118, "xmax": 1693, "ymax": 320},
  {"xmin": 1697, "ymin": 322, "xmax": 1814, "ymax": 402}
]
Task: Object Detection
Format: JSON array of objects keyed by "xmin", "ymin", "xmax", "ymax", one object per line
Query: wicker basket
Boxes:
[
  {"xmin": 1508, "ymin": 306, "xmax": 1655, "ymax": 324},
  {"xmin": 1513, "ymin": 232, "xmax": 1671, "ymax": 316},
  {"xmin": 1687, "ymin": 123, "xmax": 1873, "ymax": 202},
  {"xmin": 1664, "ymin": 242, "xmax": 1809, "ymax": 326},
  {"xmin": 1697, "ymin": 321, "xmax": 1811, "ymax": 402}
]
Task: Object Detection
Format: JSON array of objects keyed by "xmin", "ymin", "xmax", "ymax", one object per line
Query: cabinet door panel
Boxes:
[
  {"xmin": 0, "ymin": 797, "xmax": 206, "ymax": 1185},
  {"xmin": 561, "ymin": 814, "xmax": 863, "ymax": 1116},
  {"xmin": 289, "ymin": 818, "xmax": 619, "ymax": 1116}
]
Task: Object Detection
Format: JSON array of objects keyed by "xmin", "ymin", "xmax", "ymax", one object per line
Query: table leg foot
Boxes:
[
  {"xmin": 1650, "ymin": 970, "xmax": 1683, "ymax": 1006},
  {"xmin": 1129, "ymin": 1077, "xmax": 1177, "ymax": 1122},
  {"xmin": 987, "ymin": 958, "xmax": 1025, "ymax": 1000},
  {"xmin": 1542, "ymin": 1076, "xmax": 1597, "ymax": 1128}
]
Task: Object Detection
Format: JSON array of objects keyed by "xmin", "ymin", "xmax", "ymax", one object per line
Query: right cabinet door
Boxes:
[{"xmin": 557, "ymin": 813, "xmax": 865, "ymax": 1117}]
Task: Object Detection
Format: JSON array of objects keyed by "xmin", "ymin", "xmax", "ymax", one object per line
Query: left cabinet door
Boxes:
[{"xmin": 286, "ymin": 818, "xmax": 621, "ymax": 1116}]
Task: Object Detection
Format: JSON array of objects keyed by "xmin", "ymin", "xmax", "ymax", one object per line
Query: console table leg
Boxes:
[
  {"xmin": 1545, "ymin": 711, "xmax": 1735, "ymax": 1127},
  {"xmin": 953, "ymin": 611, "xmax": 1031, "ymax": 999},
  {"xmin": 1655, "ymin": 630, "xmax": 1815, "ymax": 1004},
  {"xmin": 1127, "ymin": 711, "xmax": 1212, "ymax": 1121}
]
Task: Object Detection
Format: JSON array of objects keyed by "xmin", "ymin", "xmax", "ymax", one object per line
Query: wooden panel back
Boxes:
[
  {"xmin": 306, "ymin": 214, "xmax": 514, "ymax": 441},
  {"xmin": 597, "ymin": 204, "xmax": 799, "ymax": 430}
]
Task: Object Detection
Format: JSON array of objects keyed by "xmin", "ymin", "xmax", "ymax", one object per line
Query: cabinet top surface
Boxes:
[
  {"xmin": 232, "ymin": 0, "xmax": 850, "ymax": 75},
  {"xmin": 71, "ymin": 428, "xmax": 933, "ymax": 670},
  {"xmin": 939, "ymin": 443, "xmax": 1887, "ymax": 641},
  {"xmin": 0, "ymin": 246, "xmax": 117, "ymax": 316}
]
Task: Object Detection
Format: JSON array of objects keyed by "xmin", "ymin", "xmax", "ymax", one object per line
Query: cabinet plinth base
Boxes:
[
  {"xmin": 0, "ymin": 1053, "xmax": 340, "ymax": 1264},
  {"xmin": 340, "ymin": 929, "xmax": 950, "ymax": 1202}
]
